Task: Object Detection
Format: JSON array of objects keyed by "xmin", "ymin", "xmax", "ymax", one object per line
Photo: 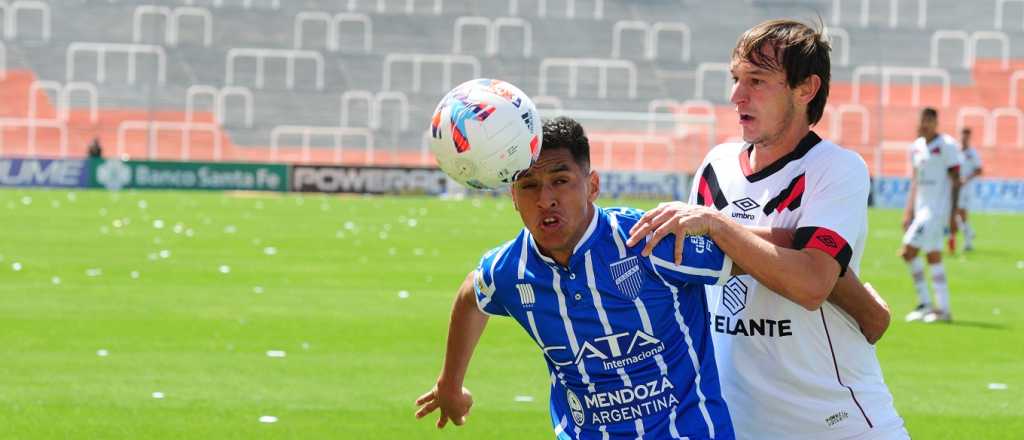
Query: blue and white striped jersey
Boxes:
[{"xmin": 474, "ymin": 206, "xmax": 736, "ymax": 440}]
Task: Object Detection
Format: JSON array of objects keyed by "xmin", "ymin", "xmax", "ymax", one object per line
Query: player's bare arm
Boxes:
[
  {"xmin": 627, "ymin": 202, "xmax": 839, "ymax": 311},
  {"xmin": 734, "ymin": 227, "xmax": 891, "ymax": 343},
  {"xmin": 948, "ymin": 167, "xmax": 961, "ymax": 234},
  {"xmin": 415, "ymin": 271, "xmax": 485, "ymax": 429}
]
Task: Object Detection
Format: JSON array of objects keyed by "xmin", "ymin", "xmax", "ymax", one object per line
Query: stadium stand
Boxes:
[{"xmin": 1, "ymin": 0, "xmax": 1024, "ymax": 177}]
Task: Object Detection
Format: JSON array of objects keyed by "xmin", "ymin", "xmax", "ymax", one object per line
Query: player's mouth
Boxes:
[
  {"xmin": 539, "ymin": 214, "xmax": 564, "ymax": 232},
  {"xmin": 739, "ymin": 113, "xmax": 755, "ymax": 125}
]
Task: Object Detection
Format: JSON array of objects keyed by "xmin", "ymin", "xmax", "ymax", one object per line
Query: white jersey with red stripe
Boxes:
[
  {"xmin": 911, "ymin": 134, "xmax": 961, "ymax": 221},
  {"xmin": 689, "ymin": 132, "xmax": 904, "ymax": 439}
]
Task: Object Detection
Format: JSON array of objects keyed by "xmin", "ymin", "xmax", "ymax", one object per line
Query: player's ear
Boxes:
[
  {"xmin": 795, "ymin": 74, "xmax": 820, "ymax": 105},
  {"xmin": 509, "ymin": 185, "xmax": 520, "ymax": 211},
  {"xmin": 587, "ymin": 170, "xmax": 600, "ymax": 203}
]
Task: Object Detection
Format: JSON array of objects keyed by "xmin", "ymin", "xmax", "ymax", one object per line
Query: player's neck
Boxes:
[
  {"xmin": 924, "ymin": 133, "xmax": 939, "ymax": 143},
  {"xmin": 749, "ymin": 124, "xmax": 810, "ymax": 173},
  {"xmin": 540, "ymin": 205, "xmax": 596, "ymax": 268}
]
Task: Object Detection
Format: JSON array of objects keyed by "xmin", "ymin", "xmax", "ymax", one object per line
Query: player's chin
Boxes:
[{"xmin": 534, "ymin": 234, "xmax": 569, "ymax": 253}]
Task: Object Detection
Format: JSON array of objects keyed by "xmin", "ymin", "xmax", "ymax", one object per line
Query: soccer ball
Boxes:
[{"xmin": 429, "ymin": 78, "xmax": 542, "ymax": 190}]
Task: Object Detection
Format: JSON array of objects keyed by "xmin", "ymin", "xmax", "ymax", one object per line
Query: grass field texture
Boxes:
[{"xmin": 0, "ymin": 188, "xmax": 1020, "ymax": 439}]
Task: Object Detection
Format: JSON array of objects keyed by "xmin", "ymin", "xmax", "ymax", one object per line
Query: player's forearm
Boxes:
[
  {"xmin": 735, "ymin": 228, "xmax": 885, "ymax": 337},
  {"xmin": 438, "ymin": 274, "xmax": 489, "ymax": 391},
  {"xmin": 904, "ymin": 179, "xmax": 917, "ymax": 217},
  {"xmin": 731, "ymin": 227, "xmax": 795, "ymax": 275},
  {"xmin": 708, "ymin": 214, "xmax": 838, "ymax": 310},
  {"xmin": 827, "ymin": 273, "xmax": 891, "ymax": 344},
  {"xmin": 950, "ymin": 175, "xmax": 961, "ymax": 215}
]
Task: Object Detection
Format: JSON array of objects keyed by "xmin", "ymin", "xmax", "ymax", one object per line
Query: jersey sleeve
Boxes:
[
  {"xmin": 647, "ymin": 234, "xmax": 733, "ymax": 287},
  {"xmin": 473, "ymin": 244, "xmax": 512, "ymax": 317},
  {"xmin": 793, "ymin": 150, "xmax": 870, "ymax": 277},
  {"xmin": 942, "ymin": 137, "xmax": 962, "ymax": 172}
]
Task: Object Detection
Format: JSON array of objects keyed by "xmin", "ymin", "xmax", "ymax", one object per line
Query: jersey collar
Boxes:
[
  {"xmin": 527, "ymin": 204, "xmax": 602, "ymax": 268},
  {"xmin": 740, "ymin": 131, "xmax": 822, "ymax": 183}
]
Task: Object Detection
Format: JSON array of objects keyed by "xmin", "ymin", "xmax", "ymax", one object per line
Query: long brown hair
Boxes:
[{"xmin": 732, "ymin": 19, "xmax": 831, "ymax": 126}]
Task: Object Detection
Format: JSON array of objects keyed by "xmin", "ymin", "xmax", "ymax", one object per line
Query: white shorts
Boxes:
[{"xmin": 902, "ymin": 214, "xmax": 946, "ymax": 253}]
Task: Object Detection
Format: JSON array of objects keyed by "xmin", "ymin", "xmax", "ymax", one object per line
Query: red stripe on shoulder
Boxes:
[
  {"xmin": 698, "ymin": 177, "xmax": 713, "ymax": 207},
  {"xmin": 775, "ymin": 174, "xmax": 806, "ymax": 213}
]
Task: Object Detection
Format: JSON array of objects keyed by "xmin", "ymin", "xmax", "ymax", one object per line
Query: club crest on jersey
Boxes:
[
  {"xmin": 722, "ymin": 276, "xmax": 749, "ymax": 315},
  {"xmin": 610, "ymin": 256, "xmax": 643, "ymax": 299}
]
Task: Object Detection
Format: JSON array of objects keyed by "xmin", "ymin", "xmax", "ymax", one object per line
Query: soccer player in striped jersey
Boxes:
[
  {"xmin": 415, "ymin": 117, "xmax": 890, "ymax": 439},
  {"xmin": 625, "ymin": 20, "xmax": 907, "ymax": 440}
]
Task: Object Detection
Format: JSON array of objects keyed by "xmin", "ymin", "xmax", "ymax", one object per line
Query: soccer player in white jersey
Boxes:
[
  {"xmin": 626, "ymin": 20, "xmax": 908, "ymax": 439},
  {"xmin": 954, "ymin": 127, "xmax": 983, "ymax": 252},
  {"xmin": 901, "ymin": 108, "xmax": 961, "ymax": 323},
  {"xmin": 415, "ymin": 117, "xmax": 890, "ymax": 439}
]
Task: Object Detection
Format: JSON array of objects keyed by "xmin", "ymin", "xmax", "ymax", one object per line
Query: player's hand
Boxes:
[
  {"xmin": 626, "ymin": 202, "xmax": 719, "ymax": 264},
  {"xmin": 415, "ymin": 383, "xmax": 474, "ymax": 429},
  {"xmin": 859, "ymin": 282, "xmax": 891, "ymax": 345}
]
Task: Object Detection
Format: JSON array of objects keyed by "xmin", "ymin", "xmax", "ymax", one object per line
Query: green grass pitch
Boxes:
[{"xmin": 0, "ymin": 188, "xmax": 1020, "ymax": 438}]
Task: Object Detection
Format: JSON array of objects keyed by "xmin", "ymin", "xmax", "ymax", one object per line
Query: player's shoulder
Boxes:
[
  {"xmin": 704, "ymin": 142, "xmax": 746, "ymax": 164},
  {"xmin": 477, "ymin": 230, "xmax": 527, "ymax": 284},
  {"xmin": 603, "ymin": 206, "xmax": 648, "ymax": 237},
  {"xmin": 604, "ymin": 206, "xmax": 645, "ymax": 222},
  {"xmin": 805, "ymin": 137, "xmax": 869, "ymax": 179},
  {"xmin": 940, "ymin": 133, "xmax": 959, "ymax": 146}
]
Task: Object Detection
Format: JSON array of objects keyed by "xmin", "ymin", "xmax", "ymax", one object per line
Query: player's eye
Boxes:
[{"xmin": 518, "ymin": 181, "xmax": 538, "ymax": 190}]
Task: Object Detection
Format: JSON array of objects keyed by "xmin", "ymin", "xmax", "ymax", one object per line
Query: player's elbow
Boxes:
[{"xmin": 793, "ymin": 278, "xmax": 833, "ymax": 311}]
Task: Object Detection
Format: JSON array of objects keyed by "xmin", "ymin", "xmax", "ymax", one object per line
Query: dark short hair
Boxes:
[
  {"xmin": 921, "ymin": 107, "xmax": 938, "ymax": 119},
  {"xmin": 541, "ymin": 116, "xmax": 590, "ymax": 171},
  {"xmin": 732, "ymin": 19, "xmax": 831, "ymax": 125}
]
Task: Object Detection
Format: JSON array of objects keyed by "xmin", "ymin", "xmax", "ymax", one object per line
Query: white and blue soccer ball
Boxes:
[{"xmin": 429, "ymin": 78, "xmax": 542, "ymax": 190}]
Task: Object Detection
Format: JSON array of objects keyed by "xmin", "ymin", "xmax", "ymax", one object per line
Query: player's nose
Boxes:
[
  {"xmin": 730, "ymin": 81, "xmax": 747, "ymax": 105},
  {"xmin": 537, "ymin": 183, "xmax": 558, "ymax": 208}
]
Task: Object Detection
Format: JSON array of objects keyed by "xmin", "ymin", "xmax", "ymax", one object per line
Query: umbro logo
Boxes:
[
  {"xmin": 732, "ymin": 197, "xmax": 760, "ymax": 212},
  {"xmin": 816, "ymin": 235, "xmax": 838, "ymax": 248},
  {"xmin": 731, "ymin": 197, "xmax": 760, "ymax": 221}
]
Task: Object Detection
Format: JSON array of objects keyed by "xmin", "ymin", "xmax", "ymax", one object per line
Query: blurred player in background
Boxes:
[
  {"xmin": 953, "ymin": 127, "xmax": 983, "ymax": 252},
  {"xmin": 625, "ymin": 19, "xmax": 907, "ymax": 439},
  {"xmin": 903, "ymin": 108, "xmax": 961, "ymax": 323},
  {"xmin": 415, "ymin": 117, "xmax": 889, "ymax": 439}
]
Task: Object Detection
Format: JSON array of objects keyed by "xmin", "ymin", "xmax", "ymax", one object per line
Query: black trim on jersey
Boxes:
[
  {"xmin": 697, "ymin": 165, "xmax": 729, "ymax": 210},
  {"xmin": 742, "ymin": 131, "xmax": 822, "ymax": 183},
  {"xmin": 820, "ymin": 309, "xmax": 875, "ymax": 429},
  {"xmin": 762, "ymin": 173, "xmax": 805, "ymax": 215}
]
